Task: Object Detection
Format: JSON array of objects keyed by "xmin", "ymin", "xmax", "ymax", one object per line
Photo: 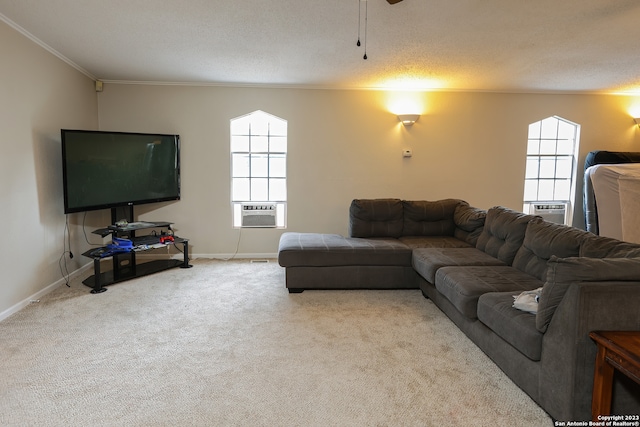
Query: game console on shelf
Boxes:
[{"xmin": 160, "ymin": 235, "xmax": 174, "ymax": 244}]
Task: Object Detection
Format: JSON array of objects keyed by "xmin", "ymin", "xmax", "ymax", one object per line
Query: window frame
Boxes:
[
  {"xmin": 522, "ymin": 115, "xmax": 580, "ymax": 225},
  {"xmin": 230, "ymin": 110, "xmax": 287, "ymax": 228}
]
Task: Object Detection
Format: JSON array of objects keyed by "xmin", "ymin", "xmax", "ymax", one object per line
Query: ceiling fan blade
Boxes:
[{"xmin": 387, "ymin": 0, "xmax": 403, "ymax": 4}]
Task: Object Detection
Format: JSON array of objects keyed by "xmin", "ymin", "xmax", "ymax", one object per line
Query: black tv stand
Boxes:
[{"xmin": 82, "ymin": 217, "xmax": 192, "ymax": 294}]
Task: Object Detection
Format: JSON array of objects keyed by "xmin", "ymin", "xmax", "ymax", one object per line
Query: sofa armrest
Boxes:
[
  {"xmin": 538, "ymin": 281, "xmax": 640, "ymax": 421},
  {"xmin": 453, "ymin": 204, "xmax": 486, "ymax": 246}
]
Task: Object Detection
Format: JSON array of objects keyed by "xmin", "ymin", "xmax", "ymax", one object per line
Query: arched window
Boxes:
[
  {"xmin": 523, "ymin": 116, "xmax": 580, "ymax": 225},
  {"xmin": 230, "ymin": 110, "xmax": 287, "ymax": 227}
]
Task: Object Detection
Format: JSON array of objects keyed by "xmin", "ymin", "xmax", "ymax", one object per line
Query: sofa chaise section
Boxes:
[
  {"xmin": 278, "ymin": 232, "xmax": 415, "ymax": 292},
  {"xmin": 278, "ymin": 198, "xmax": 484, "ymax": 293}
]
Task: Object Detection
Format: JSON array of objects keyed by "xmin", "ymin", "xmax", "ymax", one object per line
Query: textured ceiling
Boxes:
[{"xmin": 1, "ymin": 0, "xmax": 640, "ymax": 93}]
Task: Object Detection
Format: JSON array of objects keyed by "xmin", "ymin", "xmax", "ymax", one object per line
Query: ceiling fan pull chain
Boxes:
[
  {"xmin": 363, "ymin": 0, "xmax": 368, "ymax": 59},
  {"xmin": 357, "ymin": 0, "xmax": 361, "ymax": 46}
]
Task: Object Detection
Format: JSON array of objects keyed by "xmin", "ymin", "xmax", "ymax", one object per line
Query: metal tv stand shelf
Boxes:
[{"xmin": 82, "ymin": 221, "xmax": 192, "ymax": 294}]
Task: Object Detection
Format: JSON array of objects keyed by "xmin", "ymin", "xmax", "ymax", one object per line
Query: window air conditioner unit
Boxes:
[
  {"xmin": 530, "ymin": 203, "xmax": 567, "ymax": 225},
  {"xmin": 241, "ymin": 203, "xmax": 277, "ymax": 228}
]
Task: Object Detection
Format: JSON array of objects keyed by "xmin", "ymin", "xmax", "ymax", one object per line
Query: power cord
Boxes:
[
  {"xmin": 59, "ymin": 212, "xmax": 105, "ymax": 287},
  {"xmin": 59, "ymin": 215, "xmax": 73, "ymax": 287},
  {"xmin": 82, "ymin": 212, "xmax": 105, "ymax": 246},
  {"xmin": 159, "ymin": 227, "xmax": 191, "ymax": 264},
  {"xmin": 66, "ymin": 214, "xmax": 74, "ymax": 259},
  {"xmin": 219, "ymin": 227, "xmax": 242, "ymax": 261}
]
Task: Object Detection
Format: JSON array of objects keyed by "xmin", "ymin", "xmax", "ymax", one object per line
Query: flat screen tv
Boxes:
[{"xmin": 61, "ymin": 129, "xmax": 180, "ymax": 214}]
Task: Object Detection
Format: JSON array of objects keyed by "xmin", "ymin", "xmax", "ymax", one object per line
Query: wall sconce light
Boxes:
[
  {"xmin": 634, "ymin": 118, "xmax": 640, "ymax": 128},
  {"xmin": 398, "ymin": 114, "xmax": 420, "ymax": 126}
]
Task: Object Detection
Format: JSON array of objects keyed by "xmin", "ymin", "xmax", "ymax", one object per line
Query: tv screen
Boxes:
[{"xmin": 61, "ymin": 129, "xmax": 181, "ymax": 214}]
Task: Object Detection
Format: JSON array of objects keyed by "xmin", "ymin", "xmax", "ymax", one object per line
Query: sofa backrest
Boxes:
[
  {"xmin": 579, "ymin": 234, "xmax": 640, "ymax": 258},
  {"xmin": 401, "ymin": 199, "xmax": 463, "ymax": 237},
  {"xmin": 349, "ymin": 198, "xmax": 485, "ymax": 239},
  {"xmin": 349, "ymin": 198, "xmax": 404, "ymax": 238},
  {"xmin": 512, "ymin": 218, "xmax": 591, "ymax": 281},
  {"xmin": 475, "ymin": 206, "xmax": 536, "ymax": 265}
]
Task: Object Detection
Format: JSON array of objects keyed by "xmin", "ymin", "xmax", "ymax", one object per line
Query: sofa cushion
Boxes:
[
  {"xmin": 435, "ymin": 266, "xmax": 543, "ymax": 319},
  {"xmin": 349, "ymin": 198, "xmax": 403, "ymax": 238},
  {"xmin": 477, "ymin": 291, "xmax": 544, "ymax": 361},
  {"xmin": 475, "ymin": 207, "xmax": 536, "ymax": 265},
  {"xmin": 536, "ymin": 256, "xmax": 640, "ymax": 332},
  {"xmin": 412, "ymin": 248, "xmax": 505, "ymax": 284},
  {"xmin": 511, "ymin": 218, "xmax": 590, "ymax": 281},
  {"xmin": 399, "ymin": 236, "xmax": 472, "ymax": 249},
  {"xmin": 401, "ymin": 199, "xmax": 461, "ymax": 237},
  {"xmin": 278, "ymin": 232, "xmax": 412, "ymax": 267},
  {"xmin": 453, "ymin": 204, "xmax": 486, "ymax": 246},
  {"xmin": 579, "ymin": 234, "xmax": 640, "ymax": 258}
]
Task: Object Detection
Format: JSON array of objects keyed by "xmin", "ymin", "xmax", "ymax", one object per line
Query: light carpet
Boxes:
[{"xmin": 0, "ymin": 259, "xmax": 552, "ymax": 426}]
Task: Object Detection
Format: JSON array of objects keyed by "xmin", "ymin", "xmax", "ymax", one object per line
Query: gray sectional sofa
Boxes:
[{"xmin": 277, "ymin": 198, "xmax": 640, "ymax": 422}]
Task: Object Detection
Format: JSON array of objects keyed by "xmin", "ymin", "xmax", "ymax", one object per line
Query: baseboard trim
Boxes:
[
  {"xmin": 0, "ymin": 263, "xmax": 92, "ymax": 322},
  {"xmin": 132, "ymin": 253, "xmax": 277, "ymax": 261},
  {"xmin": 0, "ymin": 254, "xmax": 279, "ymax": 322},
  {"xmin": 191, "ymin": 253, "xmax": 278, "ymax": 260}
]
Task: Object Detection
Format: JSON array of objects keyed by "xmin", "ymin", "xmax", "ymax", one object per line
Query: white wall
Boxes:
[
  {"xmin": 97, "ymin": 84, "xmax": 640, "ymax": 258},
  {"xmin": 0, "ymin": 20, "xmax": 99, "ymax": 318}
]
